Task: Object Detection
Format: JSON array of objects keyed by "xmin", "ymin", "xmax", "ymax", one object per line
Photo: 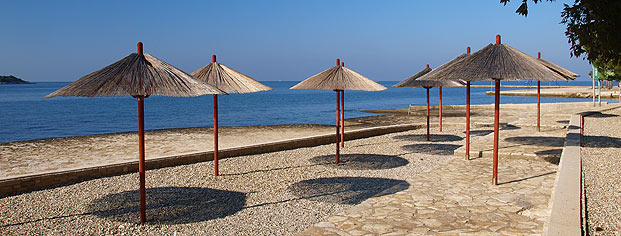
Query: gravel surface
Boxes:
[
  {"xmin": 582, "ymin": 107, "xmax": 621, "ymax": 236},
  {"xmin": 0, "ymin": 126, "xmax": 465, "ymax": 235}
]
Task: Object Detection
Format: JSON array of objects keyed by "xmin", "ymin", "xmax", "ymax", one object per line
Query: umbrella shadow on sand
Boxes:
[
  {"xmin": 393, "ymin": 134, "xmax": 463, "ymax": 142},
  {"xmin": 287, "ymin": 177, "xmax": 409, "ymax": 205},
  {"xmin": 89, "ymin": 187, "xmax": 245, "ymax": 224},
  {"xmin": 310, "ymin": 154, "xmax": 409, "ymax": 170},
  {"xmin": 401, "ymin": 143, "xmax": 461, "ymax": 156}
]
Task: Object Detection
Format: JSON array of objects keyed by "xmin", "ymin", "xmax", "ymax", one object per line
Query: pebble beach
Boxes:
[
  {"xmin": 0, "ymin": 102, "xmax": 620, "ymax": 235},
  {"xmin": 0, "ymin": 124, "xmax": 463, "ymax": 235},
  {"xmin": 582, "ymin": 107, "xmax": 621, "ymax": 235}
]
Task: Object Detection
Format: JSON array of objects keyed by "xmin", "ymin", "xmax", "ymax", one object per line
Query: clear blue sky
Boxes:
[{"xmin": 0, "ymin": 0, "xmax": 591, "ymax": 82}]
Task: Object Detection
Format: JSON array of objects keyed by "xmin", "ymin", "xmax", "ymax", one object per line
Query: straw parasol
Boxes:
[
  {"xmin": 393, "ymin": 64, "xmax": 464, "ymax": 141},
  {"xmin": 191, "ymin": 55, "xmax": 272, "ymax": 176},
  {"xmin": 46, "ymin": 42, "xmax": 225, "ymax": 223},
  {"xmin": 417, "ymin": 35, "xmax": 569, "ymax": 185},
  {"xmin": 534, "ymin": 52, "xmax": 579, "ymax": 131},
  {"xmin": 416, "ymin": 48, "xmax": 472, "ymax": 158},
  {"xmin": 291, "ymin": 58, "xmax": 386, "ymax": 163}
]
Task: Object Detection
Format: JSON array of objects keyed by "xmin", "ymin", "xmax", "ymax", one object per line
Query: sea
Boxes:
[{"xmin": 0, "ymin": 80, "xmax": 605, "ymax": 143}]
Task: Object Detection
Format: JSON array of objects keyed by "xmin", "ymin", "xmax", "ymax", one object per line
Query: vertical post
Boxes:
[
  {"xmin": 138, "ymin": 96, "xmax": 146, "ymax": 223},
  {"xmin": 466, "ymin": 81, "xmax": 470, "ymax": 160},
  {"xmin": 212, "ymin": 55, "xmax": 219, "ymax": 176},
  {"xmin": 426, "ymin": 87, "xmax": 430, "ymax": 141},
  {"xmin": 465, "ymin": 47, "xmax": 471, "ymax": 160},
  {"xmin": 336, "ymin": 90, "xmax": 340, "ymax": 163},
  {"xmin": 537, "ymin": 81, "xmax": 541, "ymax": 132},
  {"xmin": 493, "ymin": 79, "xmax": 500, "ymax": 185},
  {"xmin": 136, "ymin": 42, "xmax": 147, "ymax": 224},
  {"xmin": 598, "ymin": 80, "xmax": 601, "ymax": 106},
  {"xmin": 492, "ymin": 36, "xmax": 501, "ymax": 185},
  {"xmin": 213, "ymin": 94, "xmax": 219, "ymax": 176},
  {"xmin": 439, "ymin": 86, "xmax": 443, "ymax": 132},
  {"xmin": 537, "ymin": 52, "xmax": 541, "ymax": 132},
  {"xmin": 592, "ymin": 65, "xmax": 596, "ymax": 107}
]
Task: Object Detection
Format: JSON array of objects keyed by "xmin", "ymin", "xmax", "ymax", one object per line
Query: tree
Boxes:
[{"xmin": 501, "ymin": 0, "xmax": 621, "ymax": 77}]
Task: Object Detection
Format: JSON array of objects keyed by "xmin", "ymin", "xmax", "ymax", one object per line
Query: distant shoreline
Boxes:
[{"xmin": 0, "ymin": 75, "xmax": 32, "ymax": 84}]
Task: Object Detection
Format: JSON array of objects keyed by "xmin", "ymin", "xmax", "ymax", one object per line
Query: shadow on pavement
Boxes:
[
  {"xmin": 401, "ymin": 143, "xmax": 461, "ymax": 156},
  {"xmin": 393, "ymin": 134, "xmax": 463, "ymax": 142},
  {"xmin": 288, "ymin": 177, "xmax": 409, "ymax": 205},
  {"xmin": 310, "ymin": 154, "xmax": 409, "ymax": 170},
  {"xmin": 534, "ymin": 149, "xmax": 562, "ymax": 165},
  {"xmin": 464, "ymin": 130, "xmax": 494, "ymax": 136},
  {"xmin": 504, "ymin": 136, "xmax": 565, "ymax": 147}
]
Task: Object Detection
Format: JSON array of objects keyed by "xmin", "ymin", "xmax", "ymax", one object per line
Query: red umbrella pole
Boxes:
[
  {"xmin": 537, "ymin": 81, "xmax": 541, "ymax": 132},
  {"xmin": 137, "ymin": 96, "xmax": 146, "ymax": 223},
  {"xmin": 465, "ymin": 47, "xmax": 471, "ymax": 160},
  {"xmin": 213, "ymin": 94, "xmax": 219, "ymax": 176},
  {"xmin": 492, "ymin": 79, "xmax": 500, "ymax": 185},
  {"xmin": 212, "ymin": 54, "xmax": 219, "ymax": 176},
  {"xmin": 136, "ymin": 42, "xmax": 147, "ymax": 224},
  {"xmin": 341, "ymin": 90, "xmax": 344, "ymax": 147},
  {"xmin": 335, "ymin": 90, "xmax": 340, "ymax": 163},
  {"xmin": 466, "ymin": 81, "xmax": 471, "ymax": 160},
  {"xmin": 439, "ymin": 86, "xmax": 443, "ymax": 132},
  {"xmin": 426, "ymin": 87, "xmax": 430, "ymax": 141},
  {"xmin": 537, "ymin": 51, "xmax": 542, "ymax": 132}
]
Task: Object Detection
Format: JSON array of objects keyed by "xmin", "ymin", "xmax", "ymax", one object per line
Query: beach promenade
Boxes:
[{"xmin": 0, "ymin": 102, "xmax": 619, "ymax": 235}]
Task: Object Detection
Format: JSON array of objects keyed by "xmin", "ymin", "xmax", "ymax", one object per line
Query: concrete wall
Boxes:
[
  {"xmin": 0, "ymin": 123, "xmax": 422, "ymax": 197},
  {"xmin": 544, "ymin": 114, "xmax": 582, "ymax": 236}
]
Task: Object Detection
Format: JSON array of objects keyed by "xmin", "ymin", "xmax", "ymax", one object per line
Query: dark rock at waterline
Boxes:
[{"xmin": 0, "ymin": 75, "xmax": 32, "ymax": 84}]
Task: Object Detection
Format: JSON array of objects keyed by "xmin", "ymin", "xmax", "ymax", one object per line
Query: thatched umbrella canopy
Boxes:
[
  {"xmin": 417, "ymin": 35, "xmax": 571, "ymax": 185},
  {"xmin": 419, "ymin": 48, "xmax": 474, "ymax": 159},
  {"xmin": 291, "ymin": 59, "xmax": 386, "ymax": 163},
  {"xmin": 191, "ymin": 55, "xmax": 272, "ymax": 176},
  {"xmin": 393, "ymin": 64, "xmax": 464, "ymax": 141},
  {"xmin": 46, "ymin": 42, "xmax": 225, "ymax": 223}
]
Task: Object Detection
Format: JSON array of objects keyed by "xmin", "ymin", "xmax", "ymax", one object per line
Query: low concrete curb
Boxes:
[
  {"xmin": 0, "ymin": 123, "xmax": 422, "ymax": 197},
  {"xmin": 544, "ymin": 114, "xmax": 582, "ymax": 236}
]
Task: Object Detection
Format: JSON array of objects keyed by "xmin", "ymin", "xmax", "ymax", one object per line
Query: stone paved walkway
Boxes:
[
  {"xmin": 453, "ymin": 125, "xmax": 566, "ymax": 161},
  {"xmin": 300, "ymin": 154, "xmax": 557, "ymax": 235}
]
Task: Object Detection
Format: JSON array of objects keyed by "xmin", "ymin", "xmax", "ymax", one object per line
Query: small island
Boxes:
[{"xmin": 0, "ymin": 75, "xmax": 32, "ymax": 84}]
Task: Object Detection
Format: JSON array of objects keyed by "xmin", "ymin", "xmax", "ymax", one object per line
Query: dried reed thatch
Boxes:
[
  {"xmin": 417, "ymin": 54, "xmax": 469, "ymax": 82},
  {"xmin": 191, "ymin": 61, "xmax": 272, "ymax": 94},
  {"xmin": 46, "ymin": 53, "xmax": 225, "ymax": 98},
  {"xmin": 537, "ymin": 58, "xmax": 579, "ymax": 79},
  {"xmin": 417, "ymin": 44, "xmax": 568, "ymax": 82},
  {"xmin": 393, "ymin": 66, "xmax": 465, "ymax": 88},
  {"xmin": 291, "ymin": 65, "xmax": 386, "ymax": 91}
]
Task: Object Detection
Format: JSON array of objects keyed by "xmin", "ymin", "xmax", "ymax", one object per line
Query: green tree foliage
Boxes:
[{"xmin": 501, "ymin": 0, "xmax": 621, "ymax": 80}]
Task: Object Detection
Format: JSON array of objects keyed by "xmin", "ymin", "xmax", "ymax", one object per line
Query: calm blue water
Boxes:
[{"xmin": 0, "ymin": 80, "xmax": 603, "ymax": 143}]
